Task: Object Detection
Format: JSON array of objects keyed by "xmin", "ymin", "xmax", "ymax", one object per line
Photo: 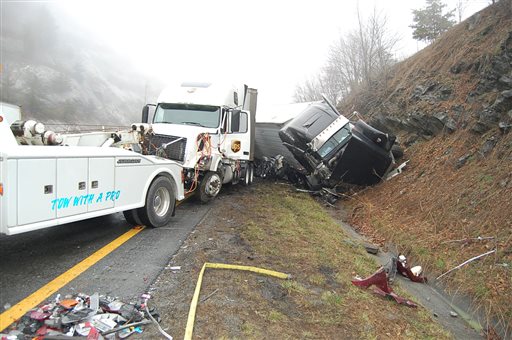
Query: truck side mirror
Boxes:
[{"xmin": 142, "ymin": 105, "xmax": 150, "ymax": 123}]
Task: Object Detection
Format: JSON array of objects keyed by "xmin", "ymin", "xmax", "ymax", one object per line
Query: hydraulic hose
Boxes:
[{"xmin": 184, "ymin": 262, "xmax": 290, "ymax": 340}]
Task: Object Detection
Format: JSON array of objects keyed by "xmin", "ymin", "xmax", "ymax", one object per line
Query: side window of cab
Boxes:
[{"xmin": 229, "ymin": 110, "xmax": 248, "ymax": 133}]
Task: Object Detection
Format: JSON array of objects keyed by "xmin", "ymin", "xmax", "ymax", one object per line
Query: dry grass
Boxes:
[
  {"xmin": 334, "ymin": 3, "xmax": 511, "ymax": 333},
  {"xmin": 341, "ymin": 1, "xmax": 512, "ymax": 120},
  {"xmin": 346, "ymin": 129, "xmax": 512, "ymax": 333}
]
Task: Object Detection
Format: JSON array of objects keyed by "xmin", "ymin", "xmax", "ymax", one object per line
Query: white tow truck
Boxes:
[
  {"xmin": 141, "ymin": 82, "xmax": 258, "ymax": 202},
  {"xmin": 0, "ymin": 103, "xmax": 184, "ymax": 235}
]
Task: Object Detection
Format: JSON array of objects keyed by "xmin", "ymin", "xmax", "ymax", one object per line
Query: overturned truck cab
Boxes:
[{"xmin": 277, "ymin": 99, "xmax": 396, "ymax": 189}]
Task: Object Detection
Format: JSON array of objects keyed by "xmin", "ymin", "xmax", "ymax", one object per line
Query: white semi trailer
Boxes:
[
  {"xmin": 0, "ymin": 106, "xmax": 184, "ymax": 236},
  {"xmin": 141, "ymin": 82, "xmax": 258, "ymax": 202}
]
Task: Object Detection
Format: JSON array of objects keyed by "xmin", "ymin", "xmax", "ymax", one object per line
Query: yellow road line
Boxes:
[{"xmin": 0, "ymin": 226, "xmax": 144, "ymax": 332}]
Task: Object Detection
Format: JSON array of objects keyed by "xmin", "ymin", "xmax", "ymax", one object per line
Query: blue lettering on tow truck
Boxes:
[{"xmin": 51, "ymin": 190, "xmax": 121, "ymax": 211}]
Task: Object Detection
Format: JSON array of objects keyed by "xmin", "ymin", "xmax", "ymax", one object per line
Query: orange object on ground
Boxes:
[{"xmin": 59, "ymin": 299, "xmax": 79, "ymax": 309}]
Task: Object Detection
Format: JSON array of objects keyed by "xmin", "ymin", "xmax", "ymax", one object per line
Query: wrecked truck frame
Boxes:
[{"xmin": 276, "ymin": 97, "xmax": 397, "ymax": 189}]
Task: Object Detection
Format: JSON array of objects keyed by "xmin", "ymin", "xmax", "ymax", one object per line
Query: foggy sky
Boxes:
[{"xmin": 4, "ymin": 0, "xmax": 489, "ymax": 107}]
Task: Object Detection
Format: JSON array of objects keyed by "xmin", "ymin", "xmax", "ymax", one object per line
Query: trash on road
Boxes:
[{"xmin": 0, "ymin": 292, "xmax": 165, "ymax": 339}]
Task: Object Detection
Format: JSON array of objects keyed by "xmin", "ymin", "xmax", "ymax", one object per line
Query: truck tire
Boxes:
[
  {"xmin": 248, "ymin": 163, "xmax": 254, "ymax": 184},
  {"xmin": 138, "ymin": 176, "xmax": 175, "ymax": 228},
  {"xmin": 123, "ymin": 209, "xmax": 143, "ymax": 226},
  {"xmin": 391, "ymin": 144, "xmax": 404, "ymax": 160},
  {"xmin": 198, "ymin": 171, "xmax": 222, "ymax": 203},
  {"xmin": 243, "ymin": 163, "xmax": 254, "ymax": 186}
]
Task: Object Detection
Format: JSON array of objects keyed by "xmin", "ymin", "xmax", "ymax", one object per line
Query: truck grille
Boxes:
[{"xmin": 145, "ymin": 134, "xmax": 187, "ymax": 162}]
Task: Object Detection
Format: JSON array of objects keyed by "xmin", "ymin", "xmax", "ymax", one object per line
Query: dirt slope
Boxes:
[
  {"xmin": 145, "ymin": 183, "xmax": 450, "ymax": 339},
  {"xmin": 338, "ymin": 1, "xmax": 511, "ymax": 337}
]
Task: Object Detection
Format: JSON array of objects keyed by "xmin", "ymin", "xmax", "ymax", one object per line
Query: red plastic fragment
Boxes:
[
  {"xmin": 35, "ymin": 325, "xmax": 48, "ymax": 336},
  {"xmin": 373, "ymin": 287, "xmax": 418, "ymax": 307},
  {"xmin": 30, "ymin": 311, "xmax": 51, "ymax": 321},
  {"xmin": 352, "ymin": 269, "xmax": 418, "ymax": 308},
  {"xmin": 397, "ymin": 260, "xmax": 428, "ymax": 283},
  {"xmin": 352, "ymin": 269, "xmax": 391, "ymax": 292},
  {"xmin": 87, "ymin": 326, "xmax": 100, "ymax": 340}
]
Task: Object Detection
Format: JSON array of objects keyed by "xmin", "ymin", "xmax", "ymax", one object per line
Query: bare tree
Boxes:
[
  {"xmin": 294, "ymin": 7, "xmax": 399, "ymax": 104},
  {"xmin": 293, "ymin": 71, "xmax": 340, "ymax": 104},
  {"xmin": 293, "ymin": 77, "xmax": 323, "ymax": 103},
  {"xmin": 455, "ymin": 0, "xmax": 468, "ymax": 22}
]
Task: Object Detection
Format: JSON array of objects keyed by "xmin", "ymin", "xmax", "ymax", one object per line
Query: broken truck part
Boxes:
[
  {"xmin": 352, "ymin": 269, "xmax": 418, "ymax": 307},
  {"xmin": 255, "ymin": 97, "xmax": 401, "ymax": 190}
]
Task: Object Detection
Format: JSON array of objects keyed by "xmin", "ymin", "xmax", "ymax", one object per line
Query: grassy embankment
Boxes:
[{"xmin": 191, "ymin": 183, "xmax": 450, "ymax": 339}]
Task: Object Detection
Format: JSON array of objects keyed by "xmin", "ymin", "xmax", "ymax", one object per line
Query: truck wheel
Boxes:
[
  {"xmin": 248, "ymin": 163, "xmax": 254, "ymax": 184},
  {"xmin": 198, "ymin": 171, "xmax": 222, "ymax": 203},
  {"xmin": 138, "ymin": 176, "xmax": 175, "ymax": 228},
  {"xmin": 123, "ymin": 209, "xmax": 143, "ymax": 226},
  {"xmin": 243, "ymin": 163, "xmax": 254, "ymax": 186},
  {"xmin": 391, "ymin": 145, "xmax": 404, "ymax": 160}
]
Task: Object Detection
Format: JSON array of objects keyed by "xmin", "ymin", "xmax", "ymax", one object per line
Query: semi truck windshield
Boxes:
[
  {"xmin": 154, "ymin": 103, "xmax": 220, "ymax": 128},
  {"xmin": 317, "ymin": 125, "xmax": 351, "ymax": 158}
]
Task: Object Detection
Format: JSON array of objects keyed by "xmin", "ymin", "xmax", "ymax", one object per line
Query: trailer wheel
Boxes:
[
  {"xmin": 198, "ymin": 171, "xmax": 222, "ymax": 203},
  {"xmin": 123, "ymin": 209, "xmax": 143, "ymax": 226},
  {"xmin": 139, "ymin": 176, "xmax": 175, "ymax": 228}
]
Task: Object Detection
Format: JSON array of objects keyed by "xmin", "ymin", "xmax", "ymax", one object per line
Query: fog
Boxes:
[{"xmin": 0, "ymin": 0, "xmax": 488, "ymax": 123}]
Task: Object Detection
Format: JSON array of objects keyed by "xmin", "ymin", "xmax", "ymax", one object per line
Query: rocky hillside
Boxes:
[
  {"xmin": 340, "ymin": 1, "xmax": 511, "ymax": 336},
  {"xmin": 342, "ymin": 1, "xmax": 511, "ymax": 140},
  {"xmin": 0, "ymin": 3, "xmax": 162, "ymax": 126}
]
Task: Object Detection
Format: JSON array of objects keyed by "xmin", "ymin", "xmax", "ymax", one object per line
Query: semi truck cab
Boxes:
[{"xmin": 141, "ymin": 82, "xmax": 257, "ymax": 202}]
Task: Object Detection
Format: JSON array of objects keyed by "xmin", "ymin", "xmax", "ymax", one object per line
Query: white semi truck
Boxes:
[
  {"xmin": 141, "ymin": 82, "xmax": 258, "ymax": 202},
  {"xmin": 0, "ymin": 104, "xmax": 185, "ymax": 235}
]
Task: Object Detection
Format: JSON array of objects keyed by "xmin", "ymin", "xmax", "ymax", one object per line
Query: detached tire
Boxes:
[
  {"xmin": 138, "ymin": 176, "xmax": 175, "ymax": 228},
  {"xmin": 198, "ymin": 171, "xmax": 222, "ymax": 203}
]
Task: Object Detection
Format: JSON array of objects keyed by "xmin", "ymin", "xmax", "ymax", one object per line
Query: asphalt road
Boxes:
[{"xmin": 0, "ymin": 200, "xmax": 210, "ymax": 310}]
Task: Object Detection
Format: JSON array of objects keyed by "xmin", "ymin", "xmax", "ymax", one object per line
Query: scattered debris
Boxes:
[
  {"xmin": 396, "ymin": 255, "xmax": 428, "ymax": 283},
  {"xmin": 351, "ymin": 269, "xmax": 418, "ymax": 307},
  {"xmin": 352, "ymin": 253, "xmax": 427, "ymax": 307},
  {"xmin": 364, "ymin": 244, "xmax": 380, "ymax": 255},
  {"xmin": 0, "ymin": 292, "xmax": 166, "ymax": 339},
  {"xmin": 385, "ymin": 161, "xmax": 409, "ymax": 180},
  {"xmin": 200, "ymin": 289, "xmax": 220, "ymax": 303},
  {"xmin": 437, "ymin": 249, "xmax": 497, "ymax": 280}
]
